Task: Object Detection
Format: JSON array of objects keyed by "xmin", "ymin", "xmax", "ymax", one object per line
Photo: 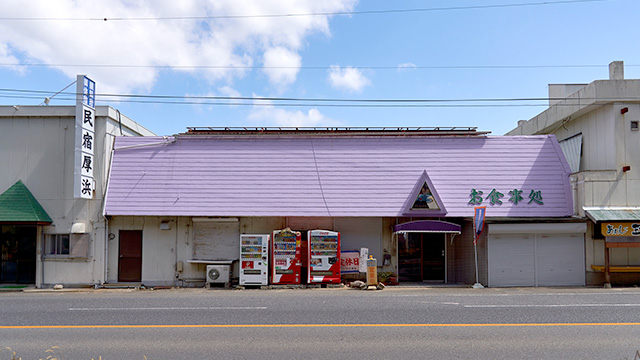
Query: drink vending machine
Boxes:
[
  {"xmin": 271, "ymin": 228, "xmax": 302, "ymax": 284},
  {"xmin": 239, "ymin": 234, "xmax": 269, "ymax": 286},
  {"xmin": 308, "ymin": 230, "xmax": 341, "ymax": 284}
]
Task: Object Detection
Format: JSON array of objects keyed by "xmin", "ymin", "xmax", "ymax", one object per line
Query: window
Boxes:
[
  {"xmin": 47, "ymin": 234, "xmax": 70, "ymax": 255},
  {"xmin": 45, "ymin": 233, "xmax": 89, "ymax": 258}
]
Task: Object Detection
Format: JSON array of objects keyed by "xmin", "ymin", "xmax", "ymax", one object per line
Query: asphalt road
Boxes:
[{"xmin": 2, "ymin": 286, "xmax": 640, "ymax": 359}]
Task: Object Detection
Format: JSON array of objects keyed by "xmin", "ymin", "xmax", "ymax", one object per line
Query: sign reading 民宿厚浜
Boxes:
[
  {"xmin": 601, "ymin": 222, "xmax": 640, "ymax": 237},
  {"xmin": 74, "ymin": 75, "xmax": 96, "ymax": 199},
  {"xmin": 468, "ymin": 188, "xmax": 544, "ymax": 206}
]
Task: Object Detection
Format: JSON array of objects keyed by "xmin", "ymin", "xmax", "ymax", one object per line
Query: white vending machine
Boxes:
[{"xmin": 239, "ymin": 234, "xmax": 269, "ymax": 286}]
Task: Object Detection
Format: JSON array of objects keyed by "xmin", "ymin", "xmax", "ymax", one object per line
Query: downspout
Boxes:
[
  {"xmin": 101, "ymin": 135, "xmax": 116, "ymax": 285},
  {"xmin": 104, "ymin": 216, "xmax": 109, "ymax": 285},
  {"xmin": 175, "ymin": 216, "xmax": 179, "ymax": 287}
]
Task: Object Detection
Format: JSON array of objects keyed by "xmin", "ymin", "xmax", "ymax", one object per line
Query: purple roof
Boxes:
[{"xmin": 104, "ymin": 134, "xmax": 573, "ymax": 218}]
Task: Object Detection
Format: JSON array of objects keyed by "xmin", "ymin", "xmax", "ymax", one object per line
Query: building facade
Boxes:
[
  {"xmin": 508, "ymin": 61, "xmax": 640, "ymax": 286},
  {"xmin": 103, "ymin": 128, "xmax": 581, "ymax": 287},
  {"xmin": 0, "ymin": 105, "xmax": 154, "ymax": 287}
]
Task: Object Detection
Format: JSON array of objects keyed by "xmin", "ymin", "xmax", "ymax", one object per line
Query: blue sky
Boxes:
[{"xmin": 0, "ymin": 0, "xmax": 638, "ymax": 136}]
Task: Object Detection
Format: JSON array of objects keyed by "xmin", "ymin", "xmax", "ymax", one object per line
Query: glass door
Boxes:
[{"xmin": 398, "ymin": 233, "xmax": 445, "ymax": 282}]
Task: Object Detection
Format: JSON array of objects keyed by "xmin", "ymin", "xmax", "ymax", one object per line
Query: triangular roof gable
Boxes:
[
  {"xmin": 402, "ymin": 170, "xmax": 447, "ymax": 216},
  {"xmin": 0, "ymin": 180, "xmax": 52, "ymax": 224}
]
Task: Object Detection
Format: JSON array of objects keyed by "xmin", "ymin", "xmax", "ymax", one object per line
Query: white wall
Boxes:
[{"xmin": 0, "ymin": 106, "xmax": 153, "ymax": 286}]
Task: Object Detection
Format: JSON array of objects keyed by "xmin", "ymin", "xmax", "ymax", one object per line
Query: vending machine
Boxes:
[
  {"xmin": 308, "ymin": 230, "xmax": 341, "ymax": 284},
  {"xmin": 271, "ymin": 228, "xmax": 302, "ymax": 284},
  {"xmin": 239, "ymin": 234, "xmax": 269, "ymax": 286}
]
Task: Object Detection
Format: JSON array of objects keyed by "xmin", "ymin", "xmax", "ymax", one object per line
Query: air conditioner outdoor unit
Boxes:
[{"xmin": 206, "ymin": 264, "xmax": 230, "ymax": 285}]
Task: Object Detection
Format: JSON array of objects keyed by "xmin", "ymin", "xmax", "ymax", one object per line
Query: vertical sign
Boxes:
[
  {"xmin": 473, "ymin": 206, "xmax": 486, "ymax": 245},
  {"xmin": 74, "ymin": 75, "xmax": 96, "ymax": 199},
  {"xmin": 366, "ymin": 257, "xmax": 377, "ymax": 286}
]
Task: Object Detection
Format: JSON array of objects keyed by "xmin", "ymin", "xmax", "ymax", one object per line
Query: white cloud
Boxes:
[
  {"xmin": 328, "ymin": 65, "xmax": 370, "ymax": 92},
  {"xmin": 0, "ymin": 0, "xmax": 358, "ymax": 94},
  {"xmin": 186, "ymin": 85, "xmax": 241, "ymax": 112},
  {"xmin": 217, "ymin": 85, "xmax": 241, "ymax": 99},
  {"xmin": 262, "ymin": 47, "xmax": 301, "ymax": 88},
  {"xmin": 0, "ymin": 43, "xmax": 24, "ymax": 74},
  {"xmin": 398, "ymin": 63, "xmax": 417, "ymax": 71},
  {"xmin": 248, "ymin": 94, "xmax": 342, "ymax": 127}
]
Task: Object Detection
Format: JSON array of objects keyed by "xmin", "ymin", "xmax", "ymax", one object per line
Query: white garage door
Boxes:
[
  {"xmin": 488, "ymin": 231, "xmax": 585, "ymax": 287},
  {"xmin": 488, "ymin": 234, "xmax": 535, "ymax": 287},
  {"xmin": 536, "ymin": 234, "xmax": 585, "ymax": 286}
]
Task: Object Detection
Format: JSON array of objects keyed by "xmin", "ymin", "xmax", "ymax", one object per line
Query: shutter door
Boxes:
[
  {"xmin": 192, "ymin": 221, "xmax": 240, "ymax": 260},
  {"xmin": 488, "ymin": 234, "xmax": 535, "ymax": 287},
  {"xmin": 536, "ymin": 234, "xmax": 585, "ymax": 286}
]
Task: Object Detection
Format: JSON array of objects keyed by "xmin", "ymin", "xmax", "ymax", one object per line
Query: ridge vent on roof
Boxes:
[{"xmin": 183, "ymin": 127, "xmax": 490, "ymax": 136}]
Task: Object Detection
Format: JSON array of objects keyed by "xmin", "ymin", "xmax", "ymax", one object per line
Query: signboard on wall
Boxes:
[
  {"xmin": 340, "ymin": 249, "xmax": 360, "ymax": 274},
  {"xmin": 74, "ymin": 75, "xmax": 96, "ymax": 199},
  {"xmin": 601, "ymin": 222, "xmax": 640, "ymax": 237}
]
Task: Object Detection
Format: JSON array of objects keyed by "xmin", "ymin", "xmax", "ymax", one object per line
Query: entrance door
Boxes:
[
  {"xmin": 398, "ymin": 233, "xmax": 445, "ymax": 282},
  {"xmin": 422, "ymin": 234, "xmax": 445, "ymax": 282},
  {"xmin": 0, "ymin": 225, "xmax": 36, "ymax": 284},
  {"xmin": 118, "ymin": 230, "xmax": 142, "ymax": 282}
]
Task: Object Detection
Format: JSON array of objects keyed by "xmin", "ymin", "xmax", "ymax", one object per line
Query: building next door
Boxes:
[
  {"xmin": 398, "ymin": 233, "xmax": 445, "ymax": 282},
  {"xmin": 0, "ymin": 225, "xmax": 37, "ymax": 284},
  {"xmin": 118, "ymin": 230, "xmax": 142, "ymax": 282}
]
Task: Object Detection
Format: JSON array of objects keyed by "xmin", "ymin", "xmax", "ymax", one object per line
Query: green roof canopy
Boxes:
[
  {"xmin": 584, "ymin": 207, "xmax": 640, "ymax": 222},
  {"xmin": 0, "ymin": 180, "xmax": 52, "ymax": 224}
]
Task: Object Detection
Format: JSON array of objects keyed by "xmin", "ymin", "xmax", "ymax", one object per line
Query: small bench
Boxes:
[{"xmin": 591, "ymin": 265, "xmax": 640, "ymax": 273}]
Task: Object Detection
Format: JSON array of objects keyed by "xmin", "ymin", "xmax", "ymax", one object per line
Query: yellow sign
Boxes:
[
  {"xmin": 366, "ymin": 258, "xmax": 377, "ymax": 286},
  {"xmin": 601, "ymin": 222, "xmax": 640, "ymax": 237}
]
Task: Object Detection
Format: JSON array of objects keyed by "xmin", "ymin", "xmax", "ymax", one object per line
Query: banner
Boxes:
[{"xmin": 473, "ymin": 206, "xmax": 486, "ymax": 245}]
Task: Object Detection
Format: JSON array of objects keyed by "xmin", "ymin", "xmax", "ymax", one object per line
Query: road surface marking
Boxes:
[
  {"xmin": 68, "ymin": 306, "xmax": 267, "ymax": 311},
  {"xmin": 2, "ymin": 323, "xmax": 640, "ymax": 330},
  {"xmin": 465, "ymin": 304, "xmax": 640, "ymax": 308}
]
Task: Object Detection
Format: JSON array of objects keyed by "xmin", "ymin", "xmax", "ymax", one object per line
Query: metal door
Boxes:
[
  {"xmin": 488, "ymin": 234, "xmax": 535, "ymax": 287},
  {"xmin": 118, "ymin": 230, "xmax": 142, "ymax": 282}
]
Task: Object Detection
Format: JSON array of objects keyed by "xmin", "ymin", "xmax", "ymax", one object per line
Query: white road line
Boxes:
[
  {"xmin": 465, "ymin": 304, "xmax": 640, "ymax": 308},
  {"xmin": 394, "ymin": 292, "xmax": 640, "ymax": 297},
  {"xmin": 69, "ymin": 306, "xmax": 267, "ymax": 311}
]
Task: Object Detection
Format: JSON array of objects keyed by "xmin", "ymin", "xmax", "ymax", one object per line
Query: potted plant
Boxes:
[{"xmin": 378, "ymin": 272, "xmax": 398, "ymax": 285}]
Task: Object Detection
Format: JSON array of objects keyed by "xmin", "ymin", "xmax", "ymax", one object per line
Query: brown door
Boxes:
[{"xmin": 118, "ymin": 230, "xmax": 142, "ymax": 282}]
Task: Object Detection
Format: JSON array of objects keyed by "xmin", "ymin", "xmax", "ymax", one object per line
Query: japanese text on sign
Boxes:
[
  {"xmin": 340, "ymin": 250, "xmax": 360, "ymax": 274},
  {"xmin": 602, "ymin": 222, "xmax": 640, "ymax": 237},
  {"xmin": 468, "ymin": 188, "xmax": 544, "ymax": 206}
]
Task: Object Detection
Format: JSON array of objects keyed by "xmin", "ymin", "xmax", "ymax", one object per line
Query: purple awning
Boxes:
[{"xmin": 393, "ymin": 220, "xmax": 461, "ymax": 234}]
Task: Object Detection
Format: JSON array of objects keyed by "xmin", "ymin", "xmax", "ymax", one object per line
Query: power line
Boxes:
[
  {"xmin": 0, "ymin": 0, "xmax": 610, "ymax": 21},
  {"xmin": 0, "ymin": 95, "xmax": 557, "ymax": 108},
  {"xmin": 1, "ymin": 88, "xmax": 638, "ymax": 108},
  {"xmin": 1, "ymin": 63, "xmax": 635, "ymax": 71}
]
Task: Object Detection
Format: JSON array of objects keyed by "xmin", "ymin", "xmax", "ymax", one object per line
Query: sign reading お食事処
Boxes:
[{"xmin": 74, "ymin": 75, "xmax": 96, "ymax": 199}]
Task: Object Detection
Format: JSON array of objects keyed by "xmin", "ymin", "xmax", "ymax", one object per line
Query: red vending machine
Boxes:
[
  {"xmin": 308, "ymin": 230, "xmax": 341, "ymax": 284},
  {"xmin": 271, "ymin": 228, "xmax": 302, "ymax": 284}
]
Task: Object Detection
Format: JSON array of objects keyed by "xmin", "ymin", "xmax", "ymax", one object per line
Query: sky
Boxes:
[{"xmin": 0, "ymin": 0, "xmax": 639, "ymax": 136}]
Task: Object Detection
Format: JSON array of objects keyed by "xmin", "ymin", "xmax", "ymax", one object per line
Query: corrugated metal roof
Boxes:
[
  {"xmin": 0, "ymin": 180, "xmax": 52, "ymax": 223},
  {"xmin": 558, "ymin": 133, "xmax": 582, "ymax": 173},
  {"xmin": 584, "ymin": 208, "xmax": 640, "ymax": 222},
  {"xmin": 104, "ymin": 135, "xmax": 574, "ymax": 218}
]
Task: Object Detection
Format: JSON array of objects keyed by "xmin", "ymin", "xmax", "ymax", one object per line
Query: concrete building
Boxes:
[
  {"xmin": 507, "ymin": 61, "xmax": 640, "ymax": 286},
  {"xmin": 0, "ymin": 105, "xmax": 154, "ymax": 287}
]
